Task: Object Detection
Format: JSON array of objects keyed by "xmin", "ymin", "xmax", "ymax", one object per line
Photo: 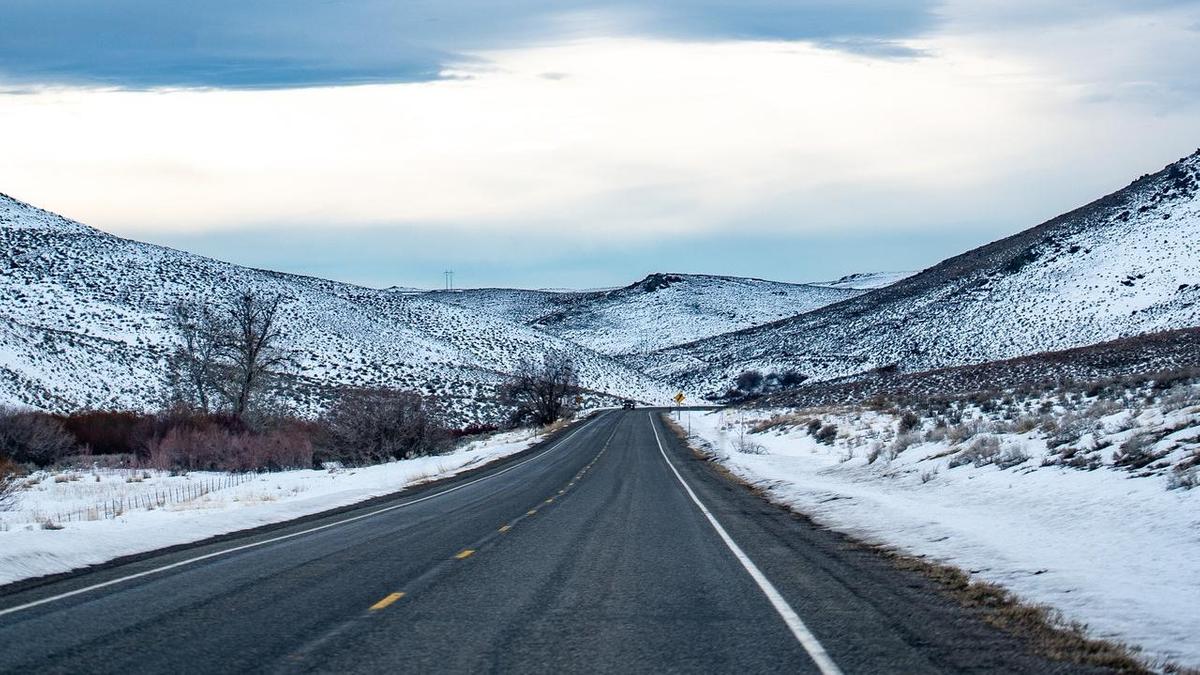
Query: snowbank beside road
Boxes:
[
  {"xmin": 680, "ymin": 403, "xmax": 1200, "ymax": 669},
  {"xmin": 0, "ymin": 427, "xmax": 549, "ymax": 586}
]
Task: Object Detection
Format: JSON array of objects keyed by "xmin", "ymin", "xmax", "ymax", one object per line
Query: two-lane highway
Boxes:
[{"xmin": 0, "ymin": 411, "xmax": 1099, "ymax": 673}]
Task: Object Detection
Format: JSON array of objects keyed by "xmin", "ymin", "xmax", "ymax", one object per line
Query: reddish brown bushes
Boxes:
[
  {"xmin": 449, "ymin": 423, "xmax": 501, "ymax": 439},
  {"xmin": 144, "ymin": 422, "xmax": 313, "ymax": 472},
  {"xmin": 8, "ymin": 387, "xmax": 452, "ymax": 472},
  {"xmin": 55, "ymin": 411, "xmax": 144, "ymax": 456},
  {"xmin": 0, "ymin": 408, "xmax": 76, "ymax": 466},
  {"xmin": 30, "ymin": 407, "xmax": 314, "ymax": 472},
  {"xmin": 318, "ymin": 389, "xmax": 447, "ymax": 466}
]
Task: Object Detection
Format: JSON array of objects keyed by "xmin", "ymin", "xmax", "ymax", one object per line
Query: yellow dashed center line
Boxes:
[
  {"xmin": 369, "ymin": 592, "xmax": 405, "ymax": 611},
  {"xmin": 437, "ymin": 422, "xmax": 616, "ymax": 578}
]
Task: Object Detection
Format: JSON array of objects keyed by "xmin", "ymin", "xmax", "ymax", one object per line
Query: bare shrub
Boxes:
[
  {"xmin": 56, "ymin": 411, "xmax": 145, "ymax": 456},
  {"xmin": 735, "ymin": 370, "xmax": 764, "ymax": 393},
  {"xmin": 1112, "ymin": 432, "xmax": 1164, "ymax": 470},
  {"xmin": 897, "ymin": 410, "xmax": 921, "ymax": 434},
  {"xmin": 1167, "ymin": 465, "xmax": 1198, "ymax": 490},
  {"xmin": 1045, "ymin": 413, "xmax": 1092, "ymax": 450},
  {"xmin": 1013, "ymin": 416, "xmax": 1041, "ymax": 434},
  {"xmin": 805, "ymin": 418, "xmax": 822, "ymax": 436},
  {"xmin": 891, "ymin": 431, "xmax": 922, "ymax": 455},
  {"xmin": 499, "ymin": 352, "xmax": 579, "ymax": 427},
  {"xmin": 1159, "ymin": 384, "xmax": 1199, "ymax": 412},
  {"xmin": 919, "ymin": 467, "xmax": 939, "ymax": 484},
  {"xmin": 1084, "ymin": 398, "xmax": 1122, "ymax": 420},
  {"xmin": 813, "ymin": 423, "xmax": 838, "ymax": 445},
  {"xmin": 0, "ymin": 407, "xmax": 76, "ymax": 467},
  {"xmin": 140, "ymin": 408, "xmax": 313, "ymax": 471},
  {"xmin": 0, "ymin": 457, "xmax": 22, "ymax": 511},
  {"xmin": 319, "ymin": 389, "xmax": 447, "ymax": 466},
  {"xmin": 1038, "ymin": 416, "xmax": 1059, "ymax": 435},
  {"xmin": 949, "ymin": 436, "xmax": 1001, "ymax": 468},
  {"xmin": 750, "ymin": 413, "xmax": 806, "ymax": 434},
  {"xmin": 866, "ymin": 442, "xmax": 884, "ymax": 464},
  {"xmin": 735, "ymin": 438, "xmax": 767, "ymax": 455},
  {"xmin": 945, "ymin": 420, "xmax": 984, "ymax": 445},
  {"xmin": 996, "ymin": 445, "xmax": 1031, "ymax": 469},
  {"xmin": 923, "ymin": 426, "xmax": 948, "ymax": 443},
  {"xmin": 726, "ymin": 369, "xmax": 807, "ymax": 399}
]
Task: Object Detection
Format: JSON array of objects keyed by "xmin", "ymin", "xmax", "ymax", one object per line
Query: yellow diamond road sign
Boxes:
[{"xmin": 673, "ymin": 392, "xmax": 685, "ymax": 404}]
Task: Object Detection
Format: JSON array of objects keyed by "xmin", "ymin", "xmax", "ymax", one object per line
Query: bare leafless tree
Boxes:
[
  {"xmin": 168, "ymin": 290, "xmax": 288, "ymax": 418},
  {"xmin": 499, "ymin": 352, "xmax": 579, "ymax": 427},
  {"xmin": 221, "ymin": 291, "xmax": 288, "ymax": 416},
  {"xmin": 169, "ymin": 301, "xmax": 222, "ymax": 413}
]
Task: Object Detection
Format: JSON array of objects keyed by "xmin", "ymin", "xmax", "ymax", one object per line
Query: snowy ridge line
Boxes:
[
  {"xmin": 430, "ymin": 272, "xmax": 865, "ymax": 356},
  {"xmin": 641, "ymin": 149, "xmax": 1200, "ymax": 396}
]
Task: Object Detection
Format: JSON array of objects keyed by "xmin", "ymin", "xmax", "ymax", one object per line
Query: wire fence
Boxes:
[{"xmin": 47, "ymin": 472, "xmax": 258, "ymax": 524}]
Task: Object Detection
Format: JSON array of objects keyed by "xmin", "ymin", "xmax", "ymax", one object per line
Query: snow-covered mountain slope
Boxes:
[
  {"xmin": 0, "ymin": 194, "xmax": 676, "ymax": 419},
  {"xmin": 640, "ymin": 150, "xmax": 1200, "ymax": 396},
  {"xmin": 524, "ymin": 273, "xmax": 863, "ymax": 355},
  {"xmin": 421, "ymin": 274, "xmax": 863, "ymax": 356},
  {"xmin": 812, "ymin": 271, "xmax": 915, "ymax": 290},
  {"xmin": 422, "ymin": 288, "xmax": 598, "ymax": 325}
]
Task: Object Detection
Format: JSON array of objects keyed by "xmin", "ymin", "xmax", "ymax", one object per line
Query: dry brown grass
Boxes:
[
  {"xmin": 749, "ymin": 413, "xmax": 810, "ymax": 434},
  {"xmin": 885, "ymin": 553, "xmax": 1153, "ymax": 673},
  {"xmin": 543, "ymin": 417, "xmax": 572, "ymax": 435}
]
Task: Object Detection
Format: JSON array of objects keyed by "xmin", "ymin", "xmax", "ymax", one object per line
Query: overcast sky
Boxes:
[{"xmin": 1, "ymin": 1, "xmax": 1198, "ymax": 289}]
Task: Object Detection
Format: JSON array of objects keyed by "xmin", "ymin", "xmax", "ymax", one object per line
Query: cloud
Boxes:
[
  {"xmin": 0, "ymin": 0, "xmax": 936, "ymax": 89},
  {"xmin": 936, "ymin": 0, "xmax": 1200, "ymax": 106},
  {"xmin": 1, "ymin": 1, "xmax": 1198, "ymax": 289}
]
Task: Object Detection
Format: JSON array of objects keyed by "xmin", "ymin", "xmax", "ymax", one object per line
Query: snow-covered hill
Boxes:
[
  {"xmin": 422, "ymin": 274, "xmax": 863, "ymax": 356},
  {"xmin": 422, "ymin": 288, "xmax": 598, "ymax": 325},
  {"xmin": 812, "ymin": 271, "xmax": 915, "ymax": 290},
  {"xmin": 0, "ymin": 194, "xmax": 677, "ymax": 419},
  {"xmin": 641, "ymin": 150, "xmax": 1200, "ymax": 395},
  {"xmin": 526, "ymin": 273, "xmax": 862, "ymax": 355}
]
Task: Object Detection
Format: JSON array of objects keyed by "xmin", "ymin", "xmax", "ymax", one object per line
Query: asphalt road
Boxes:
[{"xmin": 0, "ymin": 410, "xmax": 1102, "ymax": 674}]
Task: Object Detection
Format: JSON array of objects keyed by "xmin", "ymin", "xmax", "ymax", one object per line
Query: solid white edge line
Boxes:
[
  {"xmin": 648, "ymin": 413, "xmax": 844, "ymax": 675},
  {"xmin": 0, "ymin": 412, "xmax": 610, "ymax": 619}
]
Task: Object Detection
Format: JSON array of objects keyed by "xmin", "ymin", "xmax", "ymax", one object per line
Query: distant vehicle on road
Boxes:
[{"xmin": 622, "ymin": 400, "xmax": 636, "ymax": 409}]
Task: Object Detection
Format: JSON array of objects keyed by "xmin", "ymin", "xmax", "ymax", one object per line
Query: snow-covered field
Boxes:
[
  {"xmin": 679, "ymin": 384, "xmax": 1200, "ymax": 668},
  {"xmin": 0, "ymin": 427, "xmax": 550, "ymax": 586}
]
